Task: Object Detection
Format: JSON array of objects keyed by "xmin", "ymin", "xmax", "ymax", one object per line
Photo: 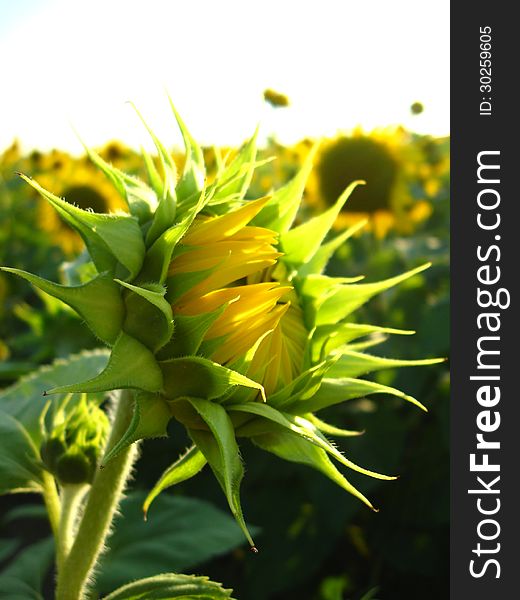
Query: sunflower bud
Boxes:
[{"xmin": 40, "ymin": 399, "xmax": 109, "ymax": 485}]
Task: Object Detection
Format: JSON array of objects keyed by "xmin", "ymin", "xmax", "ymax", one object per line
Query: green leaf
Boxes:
[
  {"xmin": 326, "ymin": 350, "xmax": 444, "ymax": 379},
  {"xmin": 1, "ymin": 268, "xmax": 124, "ymax": 345},
  {"xmin": 46, "ymin": 333, "xmax": 163, "ymax": 395},
  {"xmin": 0, "ymin": 350, "xmax": 110, "ymax": 445},
  {"xmin": 143, "ymin": 445, "xmax": 207, "ymax": 516},
  {"xmin": 102, "ymin": 573, "xmax": 235, "ymax": 600},
  {"xmin": 306, "ymin": 263, "xmax": 431, "ymax": 326},
  {"xmin": 129, "ymin": 103, "xmax": 178, "ymax": 245},
  {"xmin": 187, "ymin": 398, "xmax": 255, "ymax": 548},
  {"xmin": 160, "ymin": 356, "xmax": 265, "ymax": 402},
  {"xmin": 0, "ymin": 410, "xmax": 43, "ymax": 494},
  {"xmin": 82, "ymin": 143, "xmax": 158, "ymax": 223},
  {"xmin": 229, "ymin": 403, "xmax": 394, "ymax": 481},
  {"xmin": 252, "ymin": 143, "xmax": 318, "ymax": 233},
  {"xmin": 0, "ymin": 538, "xmax": 54, "ymax": 600},
  {"xmin": 281, "ymin": 180, "xmax": 364, "ymax": 266},
  {"xmin": 116, "ymin": 280, "xmax": 174, "ymax": 352},
  {"xmin": 157, "ymin": 305, "xmax": 226, "ymax": 359},
  {"xmin": 212, "ymin": 129, "xmax": 259, "ymax": 201},
  {"xmin": 297, "ymin": 219, "xmax": 367, "ymax": 277},
  {"xmin": 102, "ymin": 392, "xmax": 172, "ymax": 465},
  {"xmin": 252, "ymin": 429, "xmax": 376, "ymax": 510},
  {"xmin": 305, "ymin": 413, "xmax": 363, "ymax": 437},
  {"xmin": 312, "ymin": 322, "xmax": 415, "ymax": 362},
  {"xmin": 168, "ymin": 97, "xmax": 205, "ymax": 204},
  {"xmin": 97, "ymin": 492, "xmax": 249, "ymax": 596},
  {"xmin": 289, "ymin": 377, "xmax": 427, "ymax": 414},
  {"xmin": 20, "ymin": 173, "xmax": 146, "ymax": 279}
]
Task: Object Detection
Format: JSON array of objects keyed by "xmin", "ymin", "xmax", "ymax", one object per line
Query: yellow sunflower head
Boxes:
[{"xmin": 306, "ymin": 127, "xmax": 433, "ymax": 238}]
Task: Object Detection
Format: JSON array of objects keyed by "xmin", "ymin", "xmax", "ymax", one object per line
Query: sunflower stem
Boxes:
[
  {"xmin": 41, "ymin": 470, "xmax": 60, "ymax": 541},
  {"xmin": 56, "ymin": 390, "xmax": 138, "ymax": 600},
  {"xmin": 56, "ymin": 484, "xmax": 88, "ymax": 572}
]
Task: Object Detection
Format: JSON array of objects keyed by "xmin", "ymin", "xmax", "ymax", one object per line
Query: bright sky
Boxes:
[{"xmin": 0, "ymin": 0, "xmax": 449, "ymax": 154}]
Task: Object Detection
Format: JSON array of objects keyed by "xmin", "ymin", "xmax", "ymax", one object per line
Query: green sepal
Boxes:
[
  {"xmin": 20, "ymin": 174, "xmax": 146, "ymax": 279},
  {"xmin": 141, "ymin": 145, "xmax": 164, "ymax": 199},
  {"xmin": 297, "ymin": 219, "xmax": 368, "ymax": 277},
  {"xmin": 268, "ymin": 357, "xmax": 339, "ymax": 408},
  {"xmin": 116, "ymin": 280, "xmax": 174, "ymax": 352},
  {"xmin": 252, "ymin": 143, "xmax": 318, "ymax": 233},
  {"xmin": 168, "ymin": 96, "xmax": 205, "ymax": 205},
  {"xmin": 1, "ymin": 268, "xmax": 124, "ymax": 345},
  {"xmin": 103, "ymin": 573, "xmax": 235, "ymax": 600},
  {"xmin": 102, "ymin": 392, "xmax": 172, "ymax": 466},
  {"xmin": 160, "ymin": 356, "xmax": 265, "ymax": 402},
  {"xmin": 157, "ymin": 305, "xmax": 226, "ymax": 360},
  {"xmin": 228, "ymin": 403, "xmax": 395, "ymax": 481},
  {"xmin": 305, "ymin": 413, "xmax": 364, "ymax": 437},
  {"xmin": 187, "ymin": 398, "xmax": 256, "ymax": 548},
  {"xmin": 312, "ymin": 322, "xmax": 415, "ymax": 362},
  {"xmin": 46, "ymin": 333, "xmax": 163, "ymax": 395},
  {"xmin": 326, "ymin": 350, "xmax": 444, "ymax": 379},
  {"xmin": 251, "ymin": 428, "xmax": 377, "ymax": 510},
  {"xmin": 306, "ymin": 263, "xmax": 431, "ymax": 326},
  {"xmin": 288, "ymin": 377, "xmax": 427, "ymax": 414},
  {"xmin": 130, "ymin": 102, "xmax": 178, "ymax": 245},
  {"xmin": 81, "ymin": 143, "xmax": 158, "ymax": 223},
  {"xmin": 143, "ymin": 445, "xmax": 207, "ymax": 517},
  {"xmin": 280, "ymin": 180, "xmax": 365, "ymax": 266},
  {"xmin": 212, "ymin": 128, "xmax": 259, "ymax": 201}
]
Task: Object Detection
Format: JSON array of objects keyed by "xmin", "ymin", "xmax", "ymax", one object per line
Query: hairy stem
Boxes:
[
  {"xmin": 56, "ymin": 390, "xmax": 138, "ymax": 600},
  {"xmin": 41, "ymin": 470, "xmax": 60, "ymax": 540},
  {"xmin": 57, "ymin": 484, "xmax": 88, "ymax": 572}
]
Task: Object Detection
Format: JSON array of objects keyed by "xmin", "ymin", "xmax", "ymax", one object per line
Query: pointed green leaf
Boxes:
[
  {"xmin": 141, "ymin": 145, "xmax": 163, "ymax": 199},
  {"xmin": 297, "ymin": 218, "xmax": 368, "ymax": 276},
  {"xmin": 168, "ymin": 97, "xmax": 205, "ymax": 204},
  {"xmin": 229, "ymin": 403, "xmax": 394, "ymax": 481},
  {"xmin": 46, "ymin": 333, "xmax": 163, "ymax": 395},
  {"xmin": 281, "ymin": 180, "xmax": 364, "ymax": 266},
  {"xmin": 130, "ymin": 103, "xmax": 178, "ymax": 244},
  {"xmin": 327, "ymin": 350, "xmax": 444, "ymax": 379},
  {"xmin": 252, "ymin": 429, "xmax": 377, "ymax": 510},
  {"xmin": 305, "ymin": 413, "xmax": 363, "ymax": 437},
  {"xmin": 252, "ymin": 143, "xmax": 318, "ymax": 233},
  {"xmin": 160, "ymin": 356, "xmax": 265, "ymax": 402},
  {"xmin": 268, "ymin": 358, "xmax": 339, "ymax": 408},
  {"xmin": 312, "ymin": 322, "xmax": 415, "ymax": 362},
  {"xmin": 2, "ymin": 268, "xmax": 124, "ymax": 345},
  {"xmin": 143, "ymin": 445, "xmax": 207, "ymax": 517},
  {"xmin": 187, "ymin": 398, "xmax": 255, "ymax": 548},
  {"xmin": 82, "ymin": 143, "xmax": 158, "ymax": 222},
  {"xmin": 310, "ymin": 263, "xmax": 431, "ymax": 326},
  {"xmin": 290, "ymin": 377, "xmax": 427, "ymax": 413},
  {"xmin": 103, "ymin": 573, "xmax": 235, "ymax": 600},
  {"xmin": 20, "ymin": 174, "xmax": 146, "ymax": 279},
  {"xmin": 212, "ymin": 128, "xmax": 259, "ymax": 201},
  {"xmin": 102, "ymin": 392, "xmax": 172, "ymax": 465}
]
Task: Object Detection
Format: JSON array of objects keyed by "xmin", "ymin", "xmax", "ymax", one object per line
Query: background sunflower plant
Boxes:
[{"xmin": 0, "ymin": 99, "xmax": 442, "ymax": 600}]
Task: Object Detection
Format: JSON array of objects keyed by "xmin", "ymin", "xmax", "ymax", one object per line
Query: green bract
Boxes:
[{"xmin": 2, "ymin": 98, "xmax": 442, "ymax": 548}]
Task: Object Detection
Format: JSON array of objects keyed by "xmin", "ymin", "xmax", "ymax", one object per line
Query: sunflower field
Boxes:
[{"xmin": 0, "ymin": 104, "xmax": 449, "ymax": 600}]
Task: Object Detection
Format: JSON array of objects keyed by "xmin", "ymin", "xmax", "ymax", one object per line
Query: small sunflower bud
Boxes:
[{"xmin": 40, "ymin": 399, "xmax": 109, "ymax": 485}]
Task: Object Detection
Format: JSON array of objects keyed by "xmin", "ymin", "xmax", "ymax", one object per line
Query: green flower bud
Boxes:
[{"xmin": 40, "ymin": 399, "xmax": 109, "ymax": 485}]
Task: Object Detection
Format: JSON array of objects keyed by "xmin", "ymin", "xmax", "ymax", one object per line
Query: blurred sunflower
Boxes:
[
  {"xmin": 35, "ymin": 150, "xmax": 127, "ymax": 254},
  {"xmin": 305, "ymin": 127, "xmax": 433, "ymax": 238}
]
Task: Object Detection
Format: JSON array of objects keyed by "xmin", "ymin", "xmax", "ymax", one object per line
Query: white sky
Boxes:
[{"xmin": 0, "ymin": 0, "xmax": 449, "ymax": 154}]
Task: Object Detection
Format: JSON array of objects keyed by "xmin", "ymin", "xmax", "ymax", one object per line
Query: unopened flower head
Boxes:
[{"xmin": 2, "ymin": 98, "xmax": 442, "ymax": 547}]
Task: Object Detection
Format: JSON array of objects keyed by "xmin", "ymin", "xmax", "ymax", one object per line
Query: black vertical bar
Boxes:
[{"xmin": 451, "ymin": 3, "xmax": 518, "ymax": 598}]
